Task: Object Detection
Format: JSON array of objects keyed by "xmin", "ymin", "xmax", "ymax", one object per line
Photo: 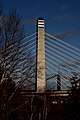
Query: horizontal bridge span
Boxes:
[{"xmin": 20, "ymin": 90, "xmax": 69, "ymax": 97}]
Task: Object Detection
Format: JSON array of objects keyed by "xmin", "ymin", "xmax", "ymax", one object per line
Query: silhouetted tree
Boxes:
[
  {"xmin": 64, "ymin": 73, "xmax": 80, "ymax": 120},
  {"xmin": 0, "ymin": 9, "xmax": 24, "ymax": 75},
  {"xmin": 0, "ymin": 6, "xmax": 35, "ymax": 90},
  {"xmin": 0, "ymin": 67, "xmax": 15, "ymax": 120},
  {"xmin": 0, "ymin": 1, "xmax": 36, "ymax": 119}
]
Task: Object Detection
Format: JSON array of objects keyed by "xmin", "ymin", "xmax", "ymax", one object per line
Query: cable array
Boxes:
[
  {"xmin": 0, "ymin": 30, "xmax": 80, "ymax": 91},
  {"xmin": 0, "ymin": 32, "xmax": 37, "ymax": 90},
  {"xmin": 45, "ymin": 32, "xmax": 80, "ymax": 90}
]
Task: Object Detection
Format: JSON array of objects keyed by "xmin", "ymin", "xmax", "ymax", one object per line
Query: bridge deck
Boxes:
[{"xmin": 20, "ymin": 90, "xmax": 70, "ymax": 97}]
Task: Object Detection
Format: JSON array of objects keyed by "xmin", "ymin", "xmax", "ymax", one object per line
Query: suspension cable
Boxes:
[
  {"xmin": 45, "ymin": 32, "xmax": 80, "ymax": 52},
  {"xmin": 45, "ymin": 42, "xmax": 80, "ymax": 66},
  {"xmin": 45, "ymin": 36, "xmax": 80, "ymax": 58}
]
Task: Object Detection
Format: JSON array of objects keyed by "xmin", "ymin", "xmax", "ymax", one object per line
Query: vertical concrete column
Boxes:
[
  {"xmin": 36, "ymin": 17, "xmax": 45, "ymax": 93},
  {"xmin": 57, "ymin": 75, "xmax": 61, "ymax": 91}
]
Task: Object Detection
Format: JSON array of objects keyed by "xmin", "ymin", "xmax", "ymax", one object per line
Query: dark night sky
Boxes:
[{"xmin": 3, "ymin": 0, "xmax": 80, "ymax": 48}]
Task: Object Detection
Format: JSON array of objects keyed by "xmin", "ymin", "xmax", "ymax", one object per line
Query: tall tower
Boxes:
[
  {"xmin": 36, "ymin": 17, "xmax": 45, "ymax": 93},
  {"xmin": 57, "ymin": 75, "xmax": 61, "ymax": 91}
]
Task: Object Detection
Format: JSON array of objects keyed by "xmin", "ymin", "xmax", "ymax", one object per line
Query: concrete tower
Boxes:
[
  {"xmin": 36, "ymin": 17, "xmax": 45, "ymax": 93},
  {"xmin": 57, "ymin": 75, "xmax": 61, "ymax": 91}
]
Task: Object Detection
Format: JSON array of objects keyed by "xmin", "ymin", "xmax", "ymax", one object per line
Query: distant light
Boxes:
[
  {"xmin": 61, "ymin": 101, "xmax": 63, "ymax": 104},
  {"xmin": 52, "ymin": 101, "xmax": 57, "ymax": 104}
]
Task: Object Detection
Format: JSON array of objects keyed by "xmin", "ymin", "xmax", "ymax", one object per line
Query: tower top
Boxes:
[
  {"xmin": 37, "ymin": 17, "xmax": 44, "ymax": 28},
  {"xmin": 37, "ymin": 17, "xmax": 44, "ymax": 20}
]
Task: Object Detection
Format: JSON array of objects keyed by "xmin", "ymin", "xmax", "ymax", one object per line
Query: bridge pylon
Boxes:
[{"xmin": 36, "ymin": 17, "xmax": 45, "ymax": 93}]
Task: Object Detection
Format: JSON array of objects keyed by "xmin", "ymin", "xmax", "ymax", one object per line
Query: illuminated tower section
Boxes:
[{"xmin": 36, "ymin": 17, "xmax": 45, "ymax": 93}]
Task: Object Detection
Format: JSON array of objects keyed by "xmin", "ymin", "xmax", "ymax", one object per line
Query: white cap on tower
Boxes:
[{"xmin": 38, "ymin": 17, "xmax": 44, "ymax": 28}]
